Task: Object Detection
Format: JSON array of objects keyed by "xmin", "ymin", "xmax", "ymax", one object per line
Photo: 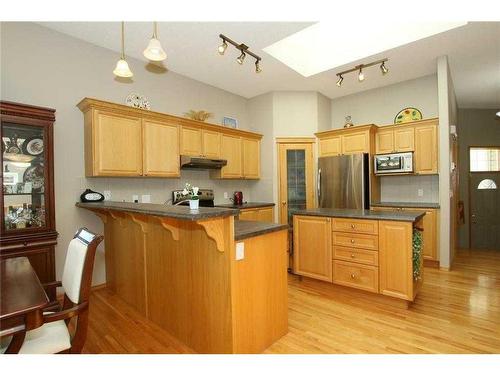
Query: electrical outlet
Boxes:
[
  {"xmin": 224, "ymin": 192, "xmax": 229, "ymax": 199},
  {"xmin": 103, "ymin": 190, "xmax": 112, "ymax": 201},
  {"xmin": 141, "ymin": 194, "xmax": 151, "ymax": 203},
  {"xmin": 132, "ymin": 194, "xmax": 139, "ymax": 203},
  {"xmin": 417, "ymin": 189, "xmax": 424, "ymax": 197},
  {"xmin": 235, "ymin": 242, "xmax": 245, "ymax": 261}
]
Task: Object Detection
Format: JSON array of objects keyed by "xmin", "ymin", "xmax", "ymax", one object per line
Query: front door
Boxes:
[{"xmin": 470, "ymin": 173, "xmax": 500, "ymax": 249}]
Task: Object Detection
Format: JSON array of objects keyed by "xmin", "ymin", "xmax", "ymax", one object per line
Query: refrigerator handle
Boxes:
[{"xmin": 317, "ymin": 168, "xmax": 321, "ymax": 202}]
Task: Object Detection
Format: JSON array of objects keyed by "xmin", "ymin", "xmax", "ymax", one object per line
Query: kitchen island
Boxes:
[
  {"xmin": 77, "ymin": 201, "xmax": 288, "ymax": 353},
  {"xmin": 292, "ymin": 208, "xmax": 425, "ymax": 305}
]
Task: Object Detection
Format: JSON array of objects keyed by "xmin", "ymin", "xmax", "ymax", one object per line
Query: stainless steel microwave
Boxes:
[{"xmin": 374, "ymin": 152, "xmax": 414, "ymax": 174}]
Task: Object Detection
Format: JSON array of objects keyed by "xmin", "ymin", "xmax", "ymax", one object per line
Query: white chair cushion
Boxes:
[
  {"xmin": 0, "ymin": 320, "xmax": 71, "ymax": 354},
  {"xmin": 62, "ymin": 238, "xmax": 89, "ymax": 304}
]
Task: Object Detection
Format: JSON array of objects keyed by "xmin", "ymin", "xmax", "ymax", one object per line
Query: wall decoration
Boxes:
[
  {"xmin": 184, "ymin": 110, "xmax": 213, "ymax": 122},
  {"xmin": 223, "ymin": 116, "xmax": 238, "ymax": 129},
  {"xmin": 394, "ymin": 107, "xmax": 423, "ymax": 124},
  {"xmin": 344, "ymin": 115, "xmax": 354, "ymax": 128},
  {"xmin": 125, "ymin": 93, "xmax": 151, "ymax": 110}
]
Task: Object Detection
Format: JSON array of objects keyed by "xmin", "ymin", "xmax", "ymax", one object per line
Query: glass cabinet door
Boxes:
[
  {"xmin": 2, "ymin": 122, "xmax": 48, "ymax": 232},
  {"xmin": 286, "ymin": 149, "xmax": 307, "ymax": 224}
]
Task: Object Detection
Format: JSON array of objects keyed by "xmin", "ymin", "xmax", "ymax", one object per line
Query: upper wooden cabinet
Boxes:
[
  {"xmin": 415, "ymin": 123, "xmax": 438, "ymax": 174},
  {"xmin": 316, "ymin": 125, "xmax": 377, "ymax": 158},
  {"xmin": 77, "ymin": 98, "xmax": 262, "ymax": 179},
  {"xmin": 375, "ymin": 125, "xmax": 415, "ymax": 154},
  {"xmin": 90, "ymin": 110, "xmax": 143, "ymax": 176},
  {"xmin": 143, "ymin": 119, "xmax": 179, "ymax": 177},
  {"xmin": 394, "ymin": 127, "xmax": 415, "ymax": 152},
  {"xmin": 375, "ymin": 128, "xmax": 394, "ymax": 154}
]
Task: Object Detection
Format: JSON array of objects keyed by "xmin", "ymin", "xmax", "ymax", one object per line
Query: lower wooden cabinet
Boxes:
[
  {"xmin": 293, "ymin": 215, "xmax": 332, "ymax": 282},
  {"xmin": 238, "ymin": 206, "xmax": 274, "ymax": 223},
  {"xmin": 332, "ymin": 260, "xmax": 379, "ymax": 293}
]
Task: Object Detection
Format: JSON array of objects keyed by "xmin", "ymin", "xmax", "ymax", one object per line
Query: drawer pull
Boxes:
[
  {"xmin": 350, "ymin": 273, "xmax": 356, "ymax": 279},
  {"xmin": 350, "ymin": 239, "xmax": 355, "ymax": 244},
  {"xmin": 350, "ymin": 253, "xmax": 355, "ymax": 258},
  {"xmin": 351, "ymin": 224, "xmax": 355, "ymax": 229}
]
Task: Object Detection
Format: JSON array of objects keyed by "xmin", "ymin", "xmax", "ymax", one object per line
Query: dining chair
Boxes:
[{"xmin": 2, "ymin": 227, "xmax": 103, "ymax": 354}]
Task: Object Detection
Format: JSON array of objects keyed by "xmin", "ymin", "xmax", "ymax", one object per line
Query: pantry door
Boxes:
[{"xmin": 277, "ymin": 138, "xmax": 315, "ymax": 225}]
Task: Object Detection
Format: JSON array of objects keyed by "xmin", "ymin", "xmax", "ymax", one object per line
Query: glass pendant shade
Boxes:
[
  {"xmin": 113, "ymin": 58, "xmax": 133, "ymax": 78},
  {"xmin": 143, "ymin": 38, "xmax": 167, "ymax": 61}
]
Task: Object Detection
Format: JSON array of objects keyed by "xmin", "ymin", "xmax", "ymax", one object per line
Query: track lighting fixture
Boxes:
[
  {"xmin": 336, "ymin": 75, "xmax": 343, "ymax": 87},
  {"xmin": 255, "ymin": 60, "xmax": 262, "ymax": 73},
  {"xmin": 218, "ymin": 34, "xmax": 262, "ymax": 73},
  {"xmin": 143, "ymin": 21, "xmax": 167, "ymax": 62},
  {"xmin": 335, "ymin": 58, "xmax": 388, "ymax": 87},
  {"xmin": 218, "ymin": 39, "xmax": 228, "ymax": 55},
  {"xmin": 237, "ymin": 51, "xmax": 246, "ymax": 65},
  {"xmin": 113, "ymin": 22, "xmax": 133, "ymax": 78}
]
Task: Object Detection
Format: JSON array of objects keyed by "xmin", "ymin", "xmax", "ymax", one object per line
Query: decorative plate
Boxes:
[
  {"xmin": 23, "ymin": 163, "xmax": 45, "ymax": 192},
  {"xmin": 125, "ymin": 93, "xmax": 151, "ymax": 110},
  {"xmin": 22, "ymin": 136, "xmax": 44, "ymax": 156},
  {"xmin": 394, "ymin": 107, "xmax": 423, "ymax": 124}
]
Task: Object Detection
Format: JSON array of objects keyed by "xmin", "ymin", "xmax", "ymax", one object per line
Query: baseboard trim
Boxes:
[{"xmin": 56, "ymin": 282, "xmax": 107, "ymax": 299}]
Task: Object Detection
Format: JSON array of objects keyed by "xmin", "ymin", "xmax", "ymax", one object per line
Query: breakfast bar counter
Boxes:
[{"xmin": 77, "ymin": 201, "xmax": 288, "ymax": 353}]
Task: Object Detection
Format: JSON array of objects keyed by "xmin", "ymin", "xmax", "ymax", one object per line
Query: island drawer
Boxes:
[
  {"xmin": 332, "ymin": 232, "xmax": 379, "ymax": 251},
  {"xmin": 332, "ymin": 218, "xmax": 378, "ymax": 235},
  {"xmin": 333, "ymin": 246, "xmax": 379, "ymax": 266},
  {"xmin": 333, "ymin": 260, "xmax": 379, "ymax": 293}
]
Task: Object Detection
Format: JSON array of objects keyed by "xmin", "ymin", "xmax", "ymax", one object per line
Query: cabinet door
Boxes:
[
  {"xmin": 394, "ymin": 127, "xmax": 415, "ymax": 152},
  {"xmin": 143, "ymin": 119, "xmax": 180, "ymax": 177},
  {"xmin": 202, "ymin": 130, "xmax": 221, "ymax": 158},
  {"xmin": 342, "ymin": 131, "xmax": 369, "ymax": 154},
  {"xmin": 415, "ymin": 125, "xmax": 438, "ymax": 174},
  {"xmin": 180, "ymin": 125, "xmax": 202, "ymax": 156},
  {"xmin": 242, "ymin": 138, "xmax": 260, "ymax": 179},
  {"xmin": 375, "ymin": 129, "xmax": 394, "ymax": 154},
  {"xmin": 319, "ymin": 136, "xmax": 341, "ymax": 157},
  {"xmin": 257, "ymin": 207, "xmax": 274, "ymax": 223},
  {"xmin": 94, "ymin": 111, "xmax": 143, "ymax": 176},
  {"xmin": 238, "ymin": 209, "xmax": 258, "ymax": 221},
  {"xmin": 220, "ymin": 134, "xmax": 243, "ymax": 178},
  {"xmin": 379, "ymin": 220, "xmax": 413, "ymax": 300},
  {"xmin": 410, "ymin": 208, "xmax": 438, "ymax": 260},
  {"xmin": 293, "ymin": 215, "xmax": 332, "ymax": 282}
]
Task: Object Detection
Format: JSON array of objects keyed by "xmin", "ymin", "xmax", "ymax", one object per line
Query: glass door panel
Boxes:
[
  {"xmin": 286, "ymin": 149, "xmax": 307, "ymax": 223},
  {"xmin": 2, "ymin": 122, "xmax": 47, "ymax": 231}
]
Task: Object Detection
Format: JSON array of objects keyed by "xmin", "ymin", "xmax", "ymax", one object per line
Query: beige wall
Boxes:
[
  {"xmin": 1, "ymin": 22, "xmax": 253, "ymax": 285},
  {"xmin": 330, "ymin": 74, "xmax": 439, "ymax": 128},
  {"xmin": 457, "ymin": 109, "xmax": 500, "ymax": 248}
]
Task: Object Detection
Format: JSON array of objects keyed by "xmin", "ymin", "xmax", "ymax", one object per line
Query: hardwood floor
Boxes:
[{"xmin": 82, "ymin": 249, "xmax": 500, "ymax": 354}]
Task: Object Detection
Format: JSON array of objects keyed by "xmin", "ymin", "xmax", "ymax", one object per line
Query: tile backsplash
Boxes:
[
  {"xmin": 379, "ymin": 175, "xmax": 439, "ymax": 203},
  {"xmin": 79, "ymin": 169, "xmax": 257, "ymax": 206}
]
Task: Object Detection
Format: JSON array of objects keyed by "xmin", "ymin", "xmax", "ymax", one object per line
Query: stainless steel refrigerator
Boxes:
[{"xmin": 317, "ymin": 153, "xmax": 370, "ymax": 209}]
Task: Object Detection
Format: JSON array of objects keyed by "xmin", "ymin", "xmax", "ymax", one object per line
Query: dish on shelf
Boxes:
[
  {"xmin": 125, "ymin": 93, "xmax": 151, "ymax": 110},
  {"xmin": 23, "ymin": 163, "xmax": 45, "ymax": 192},
  {"xmin": 394, "ymin": 107, "xmax": 423, "ymax": 124},
  {"xmin": 22, "ymin": 136, "xmax": 44, "ymax": 156}
]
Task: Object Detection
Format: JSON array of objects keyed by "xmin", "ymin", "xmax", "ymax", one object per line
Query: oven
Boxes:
[{"xmin": 374, "ymin": 152, "xmax": 414, "ymax": 175}]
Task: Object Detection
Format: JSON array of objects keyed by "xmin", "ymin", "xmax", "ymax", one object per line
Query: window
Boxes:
[
  {"xmin": 470, "ymin": 147, "xmax": 500, "ymax": 172},
  {"xmin": 477, "ymin": 179, "xmax": 497, "ymax": 190}
]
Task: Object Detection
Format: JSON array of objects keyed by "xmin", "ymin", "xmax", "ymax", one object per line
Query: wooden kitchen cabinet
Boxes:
[
  {"xmin": 180, "ymin": 125, "xmax": 202, "ymax": 156},
  {"xmin": 293, "ymin": 215, "xmax": 332, "ymax": 282},
  {"xmin": 375, "ymin": 128, "xmax": 394, "ymax": 154},
  {"xmin": 242, "ymin": 137, "xmax": 260, "ymax": 179},
  {"xmin": 394, "ymin": 127, "xmax": 415, "ymax": 152},
  {"xmin": 316, "ymin": 125, "xmax": 376, "ymax": 158},
  {"xmin": 318, "ymin": 136, "xmax": 341, "ymax": 157},
  {"xmin": 415, "ymin": 124, "xmax": 438, "ymax": 174},
  {"xmin": 202, "ymin": 130, "xmax": 221, "ymax": 158},
  {"xmin": 342, "ymin": 131, "xmax": 370, "ymax": 154},
  {"xmin": 379, "ymin": 220, "xmax": 415, "ymax": 300},
  {"xmin": 237, "ymin": 206, "xmax": 274, "ymax": 223},
  {"xmin": 218, "ymin": 134, "xmax": 243, "ymax": 178},
  {"xmin": 90, "ymin": 110, "xmax": 143, "ymax": 176},
  {"xmin": 143, "ymin": 119, "xmax": 180, "ymax": 177}
]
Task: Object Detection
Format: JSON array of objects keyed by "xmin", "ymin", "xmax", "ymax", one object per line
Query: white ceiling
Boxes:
[{"xmin": 38, "ymin": 21, "xmax": 500, "ymax": 108}]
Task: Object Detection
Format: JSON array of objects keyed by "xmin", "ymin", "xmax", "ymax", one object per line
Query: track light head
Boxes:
[
  {"xmin": 380, "ymin": 62, "xmax": 389, "ymax": 75},
  {"xmin": 237, "ymin": 51, "xmax": 246, "ymax": 65},
  {"xmin": 336, "ymin": 75, "xmax": 343, "ymax": 87},
  {"xmin": 255, "ymin": 60, "xmax": 262, "ymax": 73},
  {"xmin": 218, "ymin": 39, "xmax": 228, "ymax": 55},
  {"xmin": 358, "ymin": 68, "xmax": 365, "ymax": 82}
]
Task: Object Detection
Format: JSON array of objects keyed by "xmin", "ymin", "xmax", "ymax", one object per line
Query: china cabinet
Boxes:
[{"xmin": 0, "ymin": 101, "xmax": 58, "ymax": 299}]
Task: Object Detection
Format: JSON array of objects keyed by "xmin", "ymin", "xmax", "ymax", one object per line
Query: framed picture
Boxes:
[
  {"xmin": 3, "ymin": 172, "xmax": 18, "ymax": 185},
  {"xmin": 223, "ymin": 116, "xmax": 238, "ymax": 129}
]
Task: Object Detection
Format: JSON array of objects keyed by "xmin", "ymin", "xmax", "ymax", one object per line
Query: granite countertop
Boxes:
[
  {"xmin": 234, "ymin": 220, "xmax": 288, "ymax": 241},
  {"xmin": 371, "ymin": 201, "xmax": 440, "ymax": 209},
  {"xmin": 292, "ymin": 208, "xmax": 425, "ymax": 222},
  {"xmin": 76, "ymin": 201, "xmax": 238, "ymax": 221},
  {"xmin": 214, "ymin": 202, "xmax": 275, "ymax": 209}
]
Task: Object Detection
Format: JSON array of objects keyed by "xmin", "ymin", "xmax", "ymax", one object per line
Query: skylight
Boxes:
[{"xmin": 263, "ymin": 21, "xmax": 467, "ymax": 77}]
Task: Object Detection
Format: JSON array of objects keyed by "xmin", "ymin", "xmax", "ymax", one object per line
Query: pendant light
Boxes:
[
  {"xmin": 143, "ymin": 22, "xmax": 167, "ymax": 62},
  {"xmin": 113, "ymin": 22, "xmax": 133, "ymax": 78}
]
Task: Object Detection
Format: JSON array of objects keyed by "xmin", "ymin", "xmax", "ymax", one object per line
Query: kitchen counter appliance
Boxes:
[
  {"xmin": 232, "ymin": 191, "xmax": 243, "ymax": 205},
  {"xmin": 180, "ymin": 155, "xmax": 227, "ymax": 170},
  {"xmin": 374, "ymin": 152, "xmax": 413, "ymax": 175}
]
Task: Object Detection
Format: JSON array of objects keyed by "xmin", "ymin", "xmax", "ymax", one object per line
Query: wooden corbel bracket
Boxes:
[
  {"xmin": 197, "ymin": 219, "xmax": 226, "ymax": 253},
  {"xmin": 157, "ymin": 218, "xmax": 180, "ymax": 241}
]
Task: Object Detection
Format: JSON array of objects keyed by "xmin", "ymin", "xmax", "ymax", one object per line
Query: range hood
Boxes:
[{"xmin": 180, "ymin": 155, "xmax": 227, "ymax": 170}]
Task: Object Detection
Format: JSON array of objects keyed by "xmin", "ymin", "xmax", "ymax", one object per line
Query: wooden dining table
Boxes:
[{"xmin": 1, "ymin": 257, "xmax": 50, "ymax": 354}]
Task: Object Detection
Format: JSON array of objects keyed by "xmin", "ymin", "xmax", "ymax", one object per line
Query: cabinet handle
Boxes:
[
  {"xmin": 350, "ymin": 253, "xmax": 355, "ymax": 258},
  {"xmin": 351, "ymin": 239, "xmax": 355, "ymax": 244},
  {"xmin": 350, "ymin": 273, "xmax": 356, "ymax": 279},
  {"xmin": 351, "ymin": 224, "xmax": 355, "ymax": 229}
]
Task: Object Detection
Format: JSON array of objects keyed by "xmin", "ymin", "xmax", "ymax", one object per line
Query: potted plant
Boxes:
[{"xmin": 182, "ymin": 183, "xmax": 200, "ymax": 210}]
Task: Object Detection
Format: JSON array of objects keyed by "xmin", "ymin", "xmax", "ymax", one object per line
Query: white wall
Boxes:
[
  {"xmin": 330, "ymin": 74, "xmax": 439, "ymax": 129},
  {"xmin": 1, "ymin": 22, "xmax": 254, "ymax": 286}
]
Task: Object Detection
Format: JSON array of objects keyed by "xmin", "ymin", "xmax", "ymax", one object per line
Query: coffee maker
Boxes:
[{"xmin": 232, "ymin": 191, "xmax": 243, "ymax": 205}]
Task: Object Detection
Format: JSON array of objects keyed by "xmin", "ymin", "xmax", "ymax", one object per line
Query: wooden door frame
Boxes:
[
  {"xmin": 276, "ymin": 137, "xmax": 316, "ymax": 224},
  {"xmin": 467, "ymin": 145, "xmax": 500, "ymax": 249}
]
